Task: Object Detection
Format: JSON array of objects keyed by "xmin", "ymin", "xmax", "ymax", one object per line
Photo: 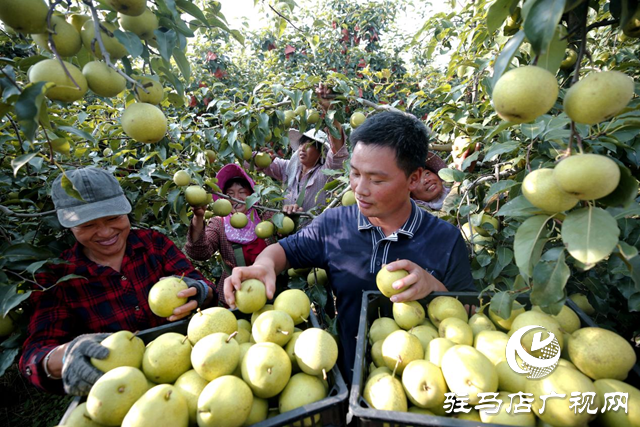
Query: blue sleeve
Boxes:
[
  {"xmin": 279, "ymin": 215, "xmax": 328, "ymax": 269},
  {"xmin": 443, "ymin": 234, "xmax": 476, "ymax": 292}
]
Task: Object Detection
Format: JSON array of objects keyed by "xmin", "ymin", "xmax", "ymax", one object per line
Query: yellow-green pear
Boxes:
[
  {"xmin": 488, "ymin": 301, "xmax": 525, "ymax": 331},
  {"xmin": 252, "ymin": 310, "xmax": 294, "ymax": 346},
  {"xmin": 235, "ymin": 279, "xmax": 267, "ymax": 314},
  {"xmin": 283, "ymin": 110, "xmax": 295, "ymax": 126},
  {"xmin": 233, "ymin": 341, "xmax": 253, "ymax": 377},
  {"xmin": 108, "ymin": 0, "xmax": 146, "ymax": 16},
  {"xmin": 212, "ymin": 199, "xmax": 232, "ymax": 216},
  {"xmin": 468, "ymin": 312, "xmax": 496, "ymax": 336},
  {"xmin": 250, "ymin": 304, "xmax": 273, "ymax": 325},
  {"xmin": 148, "ymin": 276, "xmax": 188, "ymax": 318},
  {"xmin": 425, "ymin": 337, "xmax": 455, "ymax": 367},
  {"xmin": 367, "ymin": 366, "xmax": 392, "ymax": 383},
  {"xmin": 174, "ymin": 369, "xmax": 209, "ymax": 426},
  {"xmin": 438, "ymin": 317, "xmax": 473, "ymax": 346},
  {"xmin": 392, "ymin": 301, "xmax": 425, "ymax": 330},
  {"xmin": 91, "ymin": 330, "xmax": 145, "ymax": 372},
  {"xmin": 363, "ymin": 372, "xmax": 407, "ymax": 411},
  {"xmin": 242, "ymin": 397, "xmax": 269, "ymax": 426},
  {"xmin": 119, "ymin": 8, "xmax": 158, "ymax": 40},
  {"xmin": 527, "ymin": 366, "xmax": 599, "ymax": 426},
  {"xmin": 408, "ymin": 324, "xmax": 439, "ymax": 353},
  {"xmin": 370, "ymin": 340, "xmax": 384, "ymax": 368},
  {"xmin": 284, "ymin": 331, "xmax": 302, "ymax": 372},
  {"xmin": 569, "ymin": 293, "xmax": 595, "ymax": 315},
  {"xmin": 187, "ymin": 306, "xmax": 237, "ymax": 345},
  {"xmin": 451, "ymin": 409, "xmax": 481, "ymax": 421},
  {"xmin": 553, "ymin": 154, "xmax": 621, "ymax": 200},
  {"xmin": 197, "ymin": 375, "xmax": 253, "ymax": 427},
  {"xmin": 184, "ymin": 186, "xmax": 208, "ymax": 207},
  {"xmin": 307, "ymin": 268, "xmax": 328, "ymax": 287},
  {"xmin": 173, "ymin": 170, "xmax": 190, "ymax": 187},
  {"xmin": 594, "ymin": 378, "xmax": 640, "ymax": 427},
  {"xmin": 241, "ymin": 143, "xmax": 252, "ymax": 160},
  {"xmin": 532, "ymin": 305, "xmax": 581, "ymax": 334},
  {"xmin": 376, "ymin": 265, "xmax": 410, "ymax": 297},
  {"xmin": 274, "ymin": 289, "xmax": 311, "ymax": 325},
  {"xmin": 368, "ymin": 317, "xmax": 400, "ymax": 344},
  {"xmin": 492, "ymin": 66, "xmax": 559, "ymax": 123},
  {"xmin": 427, "ymin": 296, "xmax": 468, "ymax": 327},
  {"xmin": 121, "ymin": 102, "xmax": 167, "ymax": 143},
  {"xmin": 230, "ymin": 212, "xmax": 248, "ymax": 229},
  {"xmin": 81, "ymin": 21, "xmax": 127, "ymax": 60},
  {"xmin": 86, "ymin": 366, "xmax": 148, "ymax": 426},
  {"xmin": 50, "ymin": 138, "xmax": 71, "ymax": 155},
  {"xmin": 401, "ymin": 359, "xmax": 447, "ymax": 409},
  {"xmin": 255, "ymin": 221, "xmax": 274, "ymax": 239},
  {"xmin": 254, "ymin": 152, "xmax": 272, "ymax": 168},
  {"xmin": 237, "ymin": 318, "xmax": 251, "ymax": 332},
  {"xmin": 440, "ymin": 345, "xmax": 498, "ymax": 405},
  {"xmin": 134, "ymin": 76, "xmax": 164, "ymax": 105},
  {"xmin": 509, "ymin": 311, "xmax": 564, "ymax": 354},
  {"xmin": 564, "ymin": 71, "xmax": 634, "ymax": 125},
  {"xmin": 28, "ymin": 59, "xmax": 88, "ymax": 103},
  {"xmin": 142, "ymin": 332, "xmax": 192, "ymax": 383},
  {"xmin": 479, "ymin": 391, "xmax": 536, "ymax": 426},
  {"xmin": 496, "ymin": 359, "xmax": 528, "ymax": 393},
  {"xmin": 121, "ymin": 384, "xmax": 189, "ymax": 427},
  {"xmin": 277, "ymin": 216, "xmax": 295, "ymax": 236},
  {"xmin": 70, "ymin": 14, "xmax": 90, "ymax": 33},
  {"xmin": 82, "ymin": 61, "xmax": 126, "ymax": 97},
  {"xmin": 568, "ymin": 327, "xmax": 636, "ymax": 380},
  {"xmin": 342, "ymin": 190, "xmax": 356, "ymax": 206},
  {"xmin": 473, "ymin": 330, "xmax": 509, "ymax": 365},
  {"xmin": 241, "ymin": 342, "xmax": 291, "ymax": 398},
  {"xmin": 558, "ymin": 358, "xmax": 577, "ymax": 370},
  {"xmin": 279, "ymin": 372, "xmax": 327, "ymax": 414},
  {"xmin": 33, "ymin": 16, "xmax": 82, "ymax": 57},
  {"xmin": 560, "ymin": 48, "xmax": 578, "ymax": 69},
  {"xmin": 381, "ymin": 330, "xmax": 423, "ymax": 375},
  {"xmin": 350, "ymin": 112, "xmax": 366, "ymax": 128},
  {"xmin": 294, "ymin": 328, "xmax": 338, "ymax": 377},
  {"xmin": 191, "ymin": 332, "xmax": 239, "ymax": 381},
  {"xmin": 63, "ymin": 402, "xmax": 104, "ymax": 427},
  {"xmin": 0, "ymin": 0, "xmax": 48, "ymax": 34},
  {"xmin": 522, "ymin": 168, "xmax": 579, "ymax": 212}
]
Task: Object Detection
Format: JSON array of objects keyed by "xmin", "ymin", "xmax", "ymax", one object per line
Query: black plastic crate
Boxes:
[
  {"xmin": 348, "ymin": 291, "xmax": 640, "ymax": 427},
  {"xmin": 60, "ymin": 308, "xmax": 348, "ymax": 426}
]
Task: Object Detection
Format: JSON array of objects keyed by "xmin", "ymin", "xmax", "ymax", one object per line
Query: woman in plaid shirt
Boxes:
[{"xmin": 19, "ymin": 168, "xmax": 216, "ymax": 395}]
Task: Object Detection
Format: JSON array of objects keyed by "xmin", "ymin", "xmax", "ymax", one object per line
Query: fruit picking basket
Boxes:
[
  {"xmin": 60, "ymin": 308, "xmax": 349, "ymax": 426},
  {"xmin": 348, "ymin": 291, "xmax": 640, "ymax": 427}
]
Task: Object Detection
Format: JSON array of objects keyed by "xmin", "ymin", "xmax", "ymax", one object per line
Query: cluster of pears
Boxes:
[
  {"xmin": 64, "ymin": 285, "xmax": 338, "ymax": 427},
  {"xmin": 0, "ymin": 0, "xmax": 169, "ymax": 146},
  {"xmin": 283, "ymin": 105, "xmax": 320, "ymax": 127},
  {"xmin": 492, "ymin": 65, "xmax": 634, "ymax": 125},
  {"xmin": 362, "ymin": 293, "xmax": 639, "ymax": 426},
  {"xmin": 522, "ymin": 153, "xmax": 621, "ymax": 213}
]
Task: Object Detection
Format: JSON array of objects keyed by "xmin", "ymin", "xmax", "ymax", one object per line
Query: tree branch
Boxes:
[
  {"xmin": 211, "ymin": 192, "xmax": 314, "ymax": 218},
  {"xmin": 0, "ymin": 205, "xmax": 57, "ymax": 217},
  {"xmin": 47, "ymin": 0, "xmax": 82, "ymax": 90}
]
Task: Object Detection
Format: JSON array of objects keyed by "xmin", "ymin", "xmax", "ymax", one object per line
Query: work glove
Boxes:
[
  {"xmin": 61, "ymin": 333, "xmax": 110, "ymax": 396},
  {"xmin": 175, "ymin": 275, "xmax": 210, "ymax": 309}
]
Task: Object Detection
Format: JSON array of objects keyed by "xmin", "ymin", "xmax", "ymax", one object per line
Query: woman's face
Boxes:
[
  {"xmin": 298, "ymin": 142, "xmax": 322, "ymax": 169},
  {"xmin": 226, "ymin": 182, "xmax": 251, "ymax": 213},
  {"xmin": 411, "ymin": 169, "xmax": 444, "ymax": 202},
  {"xmin": 70, "ymin": 215, "xmax": 130, "ymax": 261}
]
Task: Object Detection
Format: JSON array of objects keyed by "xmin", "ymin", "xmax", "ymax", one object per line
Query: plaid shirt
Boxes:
[{"xmin": 19, "ymin": 228, "xmax": 215, "ymax": 393}]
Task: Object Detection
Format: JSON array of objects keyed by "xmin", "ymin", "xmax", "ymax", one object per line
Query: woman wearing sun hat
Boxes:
[
  {"xmin": 411, "ymin": 152, "xmax": 452, "ymax": 211},
  {"xmin": 185, "ymin": 163, "xmax": 273, "ymax": 304}
]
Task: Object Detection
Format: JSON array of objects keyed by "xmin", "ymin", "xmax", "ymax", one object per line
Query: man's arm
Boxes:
[{"xmin": 224, "ymin": 243, "xmax": 290, "ymax": 308}]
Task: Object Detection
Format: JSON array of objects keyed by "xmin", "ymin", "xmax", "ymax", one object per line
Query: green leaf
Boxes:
[
  {"xmin": 0, "ymin": 285, "xmax": 31, "ymax": 317},
  {"xmin": 514, "ymin": 215, "xmax": 552, "ymax": 280},
  {"xmin": 626, "ymin": 256, "xmax": 640, "ymax": 292},
  {"xmin": 245, "ymin": 193, "xmax": 260, "ymax": 210},
  {"xmin": 523, "ymin": 0, "xmax": 566, "ymax": 55},
  {"xmin": 0, "ymin": 348, "xmax": 19, "ymax": 377},
  {"xmin": 489, "ymin": 291, "xmax": 515, "ymax": 319},
  {"xmin": 154, "ymin": 29, "xmax": 177, "ymax": 62},
  {"xmin": 497, "ymin": 246, "xmax": 514, "ymax": 267},
  {"xmin": 497, "ymin": 195, "xmax": 541, "ymax": 217},
  {"xmin": 114, "ymin": 30, "xmax": 144, "ymax": 58},
  {"xmin": 438, "ymin": 168, "xmax": 465, "ymax": 183},
  {"xmin": 271, "ymin": 212, "xmax": 284, "ymax": 228},
  {"xmin": 487, "ymin": 0, "xmax": 519, "ymax": 34},
  {"xmin": 598, "ymin": 163, "xmax": 639, "ymax": 207},
  {"xmin": 536, "ymin": 25, "xmax": 568, "ymax": 73},
  {"xmin": 484, "ymin": 141, "xmax": 519, "ymax": 161},
  {"xmin": 61, "ymin": 173, "xmax": 85, "ymax": 202},
  {"xmin": 11, "ymin": 153, "xmax": 37, "ymax": 177},
  {"xmin": 490, "ymin": 30, "xmax": 526, "ymax": 92},
  {"xmin": 172, "ymin": 48, "xmax": 191, "ymax": 82},
  {"xmin": 485, "ymin": 180, "xmax": 518, "ymax": 204},
  {"xmin": 531, "ymin": 251, "xmax": 570, "ymax": 309},
  {"xmin": 15, "ymin": 81, "xmax": 49, "ymax": 142},
  {"xmin": 561, "ymin": 207, "xmax": 620, "ymax": 265},
  {"xmin": 175, "ymin": 0, "xmax": 208, "ymax": 24},
  {"xmin": 58, "ymin": 125, "xmax": 97, "ymax": 144},
  {"xmin": 1, "ymin": 243, "xmax": 53, "ymax": 262}
]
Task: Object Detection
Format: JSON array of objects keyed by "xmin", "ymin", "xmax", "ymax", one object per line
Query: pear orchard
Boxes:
[
  {"xmin": 363, "ymin": 290, "xmax": 639, "ymax": 426},
  {"xmin": 64, "ymin": 279, "xmax": 338, "ymax": 427}
]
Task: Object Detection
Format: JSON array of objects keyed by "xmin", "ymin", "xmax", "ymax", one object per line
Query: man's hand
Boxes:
[
  {"xmin": 191, "ymin": 205, "xmax": 206, "ymax": 218},
  {"xmin": 384, "ymin": 259, "xmax": 447, "ymax": 303},
  {"xmin": 165, "ymin": 276, "xmax": 211, "ymax": 321},
  {"xmin": 316, "ymin": 83, "xmax": 334, "ymax": 112},
  {"xmin": 61, "ymin": 333, "xmax": 110, "ymax": 396},
  {"xmin": 283, "ymin": 204, "xmax": 303, "ymax": 214},
  {"xmin": 224, "ymin": 264, "xmax": 277, "ymax": 309}
]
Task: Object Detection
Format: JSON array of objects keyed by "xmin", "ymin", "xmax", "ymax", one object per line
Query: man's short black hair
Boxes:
[{"xmin": 349, "ymin": 111, "xmax": 429, "ymax": 177}]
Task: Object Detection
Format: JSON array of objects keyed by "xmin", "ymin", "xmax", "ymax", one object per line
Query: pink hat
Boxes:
[
  {"xmin": 425, "ymin": 152, "xmax": 447, "ymax": 174},
  {"xmin": 213, "ymin": 163, "xmax": 255, "ymax": 201}
]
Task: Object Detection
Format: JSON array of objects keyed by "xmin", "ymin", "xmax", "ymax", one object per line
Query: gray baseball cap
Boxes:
[{"xmin": 52, "ymin": 167, "xmax": 132, "ymax": 228}]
